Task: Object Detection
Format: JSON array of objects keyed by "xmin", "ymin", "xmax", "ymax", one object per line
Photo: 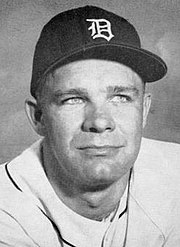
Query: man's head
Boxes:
[
  {"xmin": 25, "ymin": 6, "xmax": 167, "ymax": 191},
  {"xmin": 30, "ymin": 5, "xmax": 167, "ymax": 99},
  {"xmin": 26, "ymin": 59, "xmax": 151, "ymax": 190}
]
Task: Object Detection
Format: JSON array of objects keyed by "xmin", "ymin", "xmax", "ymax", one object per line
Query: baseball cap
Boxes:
[{"xmin": 30, "ymin": 5, "xmax": 167, "ymax": 98}]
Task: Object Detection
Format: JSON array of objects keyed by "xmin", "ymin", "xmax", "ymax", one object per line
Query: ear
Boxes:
[
  {"xmin": 25, "ymin": 99, "xmax": 45, "ymax": 136},
  {"xmin": 142, "ymin": 93, "xmax": 151, "ymax": 128}
]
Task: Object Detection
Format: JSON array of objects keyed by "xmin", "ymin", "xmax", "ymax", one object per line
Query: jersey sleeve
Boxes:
[{"xmin": 0, "ymin": 209, "xmax": 38, "ymax": 247}]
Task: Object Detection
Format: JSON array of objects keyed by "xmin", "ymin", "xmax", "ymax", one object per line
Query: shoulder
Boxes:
[
  {"xmin": 136, "ymin": 138, "xmax": 180, "ymax": 178},
  {"xmin": 0, "ymin": 139, "xmax": 43, "ymax": 210},
  {"xmin": 0, "ymin": 156, "xmax": 59, "ymax": 246},
  {"xmin": 0, "ymin": 163, "xmax": 36, "ymax": 245},
  {"xmin": 142, "ymin": 137, "xmax": 180, "ymax": 157},
  {"xmin": 133, "ymin": 137, "xmax": 180, "ymax": 194},
  {"xmin": 131, "ymin": 138, "xmax": 180, "ymax": 237}
]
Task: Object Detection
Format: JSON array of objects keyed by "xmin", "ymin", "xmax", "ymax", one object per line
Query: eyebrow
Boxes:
[
  {"xmin": 54, "ymin": 85, "xmax": 139, "ymax": 98},
  {"xmin": 54, "ymin": 88, "xmax": 89, "ymax": 98},
  {"xmin": 107, "ymin": 86, "xmax": 140, "ymax": 96}
]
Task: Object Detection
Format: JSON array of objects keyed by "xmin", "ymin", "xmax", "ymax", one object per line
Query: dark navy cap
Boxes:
[{"xmin": 30, "ymin": 5, "xmax": 167, "ymax": 98}]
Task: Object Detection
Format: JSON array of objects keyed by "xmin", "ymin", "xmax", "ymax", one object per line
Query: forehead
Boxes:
[{"xmin": 47, "ymin": 59, "xmax": 143, "ymax": 92}]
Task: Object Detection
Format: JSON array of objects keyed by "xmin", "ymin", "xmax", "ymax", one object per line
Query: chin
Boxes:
[
  {"xmin": 79, "ymin": 177, "xmax": 114, "ymax": 192},
  {"xmin": 82, "ymin": 165, "xmax": 126, "ymax": 188}
]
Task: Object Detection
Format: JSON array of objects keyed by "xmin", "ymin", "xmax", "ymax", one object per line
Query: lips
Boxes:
[{"xmin": 78, "ymin": 145, "xmax": 121, "ymax": 157}]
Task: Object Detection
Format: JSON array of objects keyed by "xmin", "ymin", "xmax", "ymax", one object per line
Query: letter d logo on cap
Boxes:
[{"xmin": 86, "ymin": 19, "xmax": 114, "ymax": 41}]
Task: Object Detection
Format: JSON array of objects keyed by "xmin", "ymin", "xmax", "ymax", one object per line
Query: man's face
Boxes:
[{"xmin": 39, "ymin": 59, "xmax": 150, "ymax": 190}]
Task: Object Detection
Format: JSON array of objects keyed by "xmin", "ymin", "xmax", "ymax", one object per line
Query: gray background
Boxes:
[{"xmin": 0, "ymin": 0, "xmax": 180, "ymax": 163}]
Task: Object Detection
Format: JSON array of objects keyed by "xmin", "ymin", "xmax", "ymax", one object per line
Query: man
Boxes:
[{"xmin": 0, "ymin": 5, "xmax": 180, "ymax": 247}]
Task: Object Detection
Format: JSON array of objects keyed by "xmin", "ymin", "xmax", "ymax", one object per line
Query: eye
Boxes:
[
  {"xmin": 62, "ymin": 97, "xmax": 85, "ymax": 105},
  {"xmin": 109, "ymin": 95, "xmax": 132, "ymax": 103}
]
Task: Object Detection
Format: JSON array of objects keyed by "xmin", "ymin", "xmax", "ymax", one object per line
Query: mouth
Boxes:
[{"xmin": 77, "ymin": 145, "xmax": 122, "ymax": 157}]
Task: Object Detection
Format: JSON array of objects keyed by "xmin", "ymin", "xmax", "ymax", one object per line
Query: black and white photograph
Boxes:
[{"xmin": 0, "ymin": 1, "xmax": 180, "ymax": 246}]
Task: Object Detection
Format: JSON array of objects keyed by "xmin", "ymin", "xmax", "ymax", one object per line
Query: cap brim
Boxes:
[{"xmin": 45, "ymin": 43, "xmax": 167, "ymax": 83}]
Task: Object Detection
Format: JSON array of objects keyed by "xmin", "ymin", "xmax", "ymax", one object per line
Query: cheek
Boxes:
[
  {"xmin": 44, "ymin": 107, "xmax": 84, "ymax": 146},
  {"xmin": 115, "ymin": 106, "xmax": 143, "ymax": 133},
  {"xmin": 113, "ymin": 106, "xmax": 143, "ymax": 155},
  {"xmin": 113, "ymin": 107, "xmax": 143, "ymax": 167}
]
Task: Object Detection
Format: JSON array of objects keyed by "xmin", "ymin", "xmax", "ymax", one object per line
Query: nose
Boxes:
[{"xmin": 82, "ymin": 107, "xmax": 115, "ymax": 133}]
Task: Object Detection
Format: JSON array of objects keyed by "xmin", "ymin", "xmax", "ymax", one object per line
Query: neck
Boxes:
[
  {"xmin": 58, "ymin": 173, "xmax": 129, "ymax": 220},
  {"xmin": 42, "ymin": 143, "xmax": 130, "ymax": 221},
  {"xmin": 51, "ymin": 172, "xmax": 129, "ymax": 221}
]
